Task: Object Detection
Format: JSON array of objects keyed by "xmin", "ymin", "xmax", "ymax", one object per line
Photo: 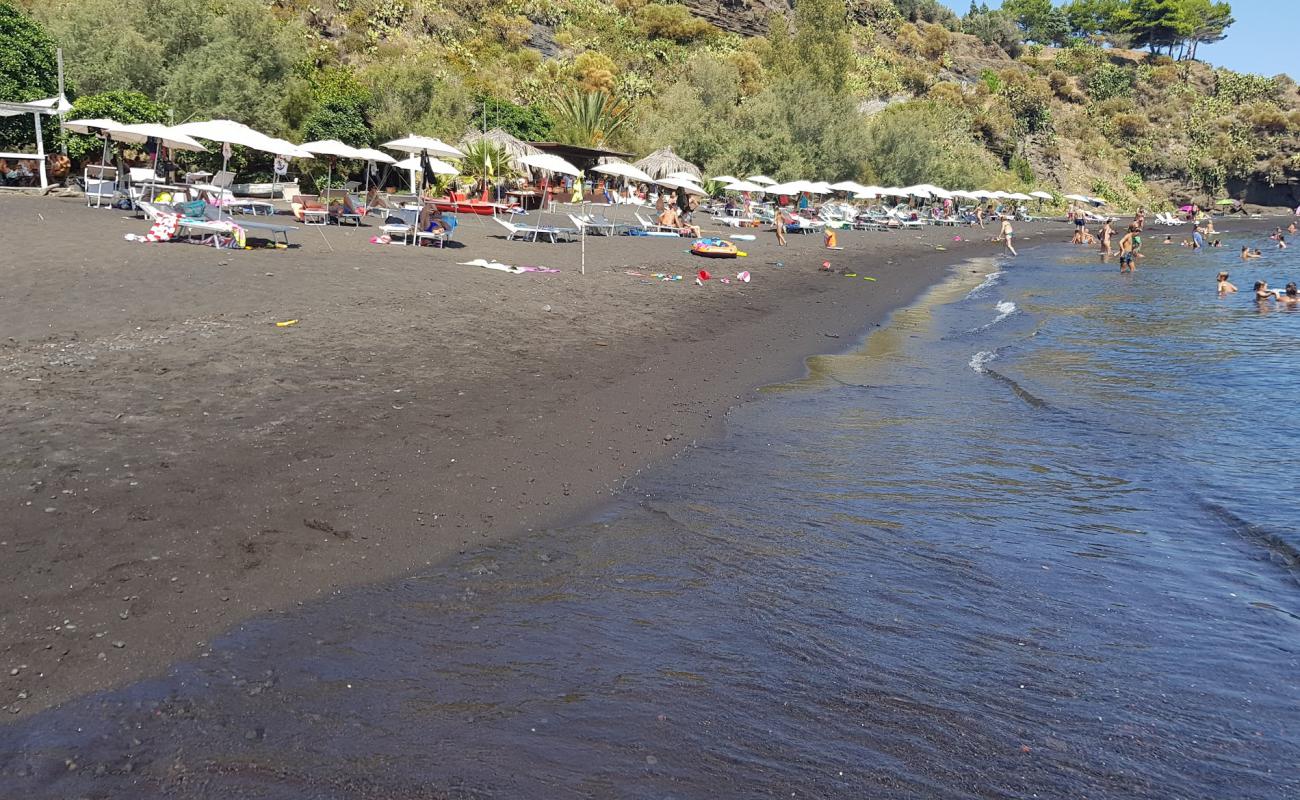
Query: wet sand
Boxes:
[{"xmin": 0, "ymin": 194, "xmax": 1068, "ymax": 717}]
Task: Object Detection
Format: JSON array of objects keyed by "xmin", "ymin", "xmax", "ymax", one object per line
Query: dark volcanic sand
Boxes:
[{"xmin": 0, "ymin": 195, "xmax": 1066, "ymax": 718}]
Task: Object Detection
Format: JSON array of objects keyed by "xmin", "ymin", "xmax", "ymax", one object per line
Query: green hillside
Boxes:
[{"xmin": 4, "ymin": 0, "xmax": 1298, "ymax": 208}]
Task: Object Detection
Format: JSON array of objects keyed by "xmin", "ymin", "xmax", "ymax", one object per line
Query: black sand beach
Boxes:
[{"xmin": 2, "ymin": 195, "xmax": 1075, "ymax": 716}]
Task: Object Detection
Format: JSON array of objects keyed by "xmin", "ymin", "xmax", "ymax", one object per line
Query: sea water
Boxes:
[{"xmin": 2, "ymin": 234, "xmax": 1298, "ymax": 798}]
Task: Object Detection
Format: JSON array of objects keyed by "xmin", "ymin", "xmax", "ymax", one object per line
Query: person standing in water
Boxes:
[
  {"xmin": 1099, "ymin": 218, "xmax": 1115, "ymax": 257},
  {"xmin": 1217, "ymin": 272, "xmax": 1237, "ymax": 294},
  {"xmin": 1000, "ymin": 217, "xmax": 1017, "ymax": 256},
  {"xmin": 1117, "ymin": 225, "xmax": 1138, "ymax": 273}
]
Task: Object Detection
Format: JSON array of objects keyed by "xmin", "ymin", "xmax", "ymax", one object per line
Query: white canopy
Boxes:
[
  {"xmin": 354, "ymin": 147, "xmax": 397, "ymax": 164},
  {"xmin": 383, "ymin": 134, "xmax": 464, "ymax": 159},
  {"xmin": 899, "ymin": 184, "xmax": 934, "ymax": 199},
  {"xmin": 392, "ymin": 155, "xmax": 459, "ymax": 174},
  {"xmin": 724, "ymin": 180, "xmax": 767, "ymax": 193},
  {"xmin": 0, "ymin": 95, "xmax": 71, "ymax": 118},
  {"xmin": 1029, "ymin": 190, "xmax": 1054, "ymax": 200},
  {"xmin": 712, "ymin": 175, "xmax": 740, "ymax": 184},
  {"xmin": 300, "ymin": 139, "xmax": 367, "ymax": 159},
  {"xmin": 592, "ymin": 161, "xmax": 654, "ymax": 183},
  {"xmin": 1006, "ymin": 192, "xmax": 1033, "ymax": 201},
  {"xmin": 746, "ymin": 175, "xmax": 776, "ymax": 185},
  {"xmin": 518, "ymin": 152, "xmax": 581, "ymax": 177},
  {"xmin": 109, "ymin": 122, "xmax": 206, "ymax": 152},
  {"xmin": 665, "ymin": 171, "xmax": 700, "ymax": 182}
]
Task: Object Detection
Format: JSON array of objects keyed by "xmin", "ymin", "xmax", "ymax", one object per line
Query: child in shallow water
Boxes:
[{"xmin": 1217, "ymin": 272, "xmax": 1237, "ymax": 294}]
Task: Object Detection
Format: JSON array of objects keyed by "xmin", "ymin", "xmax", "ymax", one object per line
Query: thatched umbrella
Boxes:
[
  {"xmin": 459, "ymin": 127, "xmax": 541, "ymax": 173},
  {"xmin": 634, "ymin": 147, "xmax": 700, "ymax": 180}
]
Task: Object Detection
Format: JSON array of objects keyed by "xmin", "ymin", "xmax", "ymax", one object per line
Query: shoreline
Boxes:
[{"xmin": 0, "ymin": 196, "xmax": 1281, "ymax": 719}]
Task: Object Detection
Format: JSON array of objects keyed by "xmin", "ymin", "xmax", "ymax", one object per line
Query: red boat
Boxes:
[{"xmin": 429, "ymin": 191, "xmax": 505, "ymax": 216}]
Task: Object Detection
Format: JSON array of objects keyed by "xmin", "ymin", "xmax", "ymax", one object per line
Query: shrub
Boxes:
[
  {"xmin": 1113, "ymin": 113, "xmax": 1147, "ymax": 139},
  {"xmin": 635, "ymin": 4, "xmax": 716, "ymax": 44},
  {"xmin": 1087, "ymin": 63, "xmax": 1134, "ymax": 102}
]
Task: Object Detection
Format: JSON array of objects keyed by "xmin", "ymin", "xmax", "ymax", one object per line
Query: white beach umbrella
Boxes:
[
  {"xmin": 805, "ymin": 181, "xmax": 833, "ymax": 195},
  {"xmin": 301, "ymin": 139, "xmax": 366, "ymax": 160},
  {"xmin": 1062, "ymin": 193, "xmax": 1090, "ymax": 202},
  {"xmin": 666, "ymin": 171, "xmax": 701, "ymax": 182},
  {"xmin": 900, "ymin": 184, "xmax": 934, "ymax": 199},
  {"xmin": 392, "ymin": 155, "xmax": 459, "ymax": 174},
  {"xmin": 1029, "ymin": 190, "xmax": 1054, "ymax": 200},
  {"xmin": 173, "ymin": 120, "xmax": 282, "ymax": 154},
  {"xmin": 382, "ymin": 134, "xmax": 464, "ymax": 159},
  {"xmin": 63, "ymin": 118, "xmax": 120, "ymax": 135},
  {"xmin": 828, "ymin": 180, "xmax": 868, "ymax": 194},
  {"xmin": 519, "ymin": 152, "xmax": 581, "ymax": 177},
  {"xmin": 1088, "ymin": 196, "xmax": 1107, "ymax": 205},
  {"xmin": 355, "ymin": 147, "xmax": 397, "ymax": 164},
  {"xmin": 724, "ymin": 180, "xmax": 766, "ymax": 193},
  {"xmin": 712, "ymin": 175, "xmax": 740, "ymax": 184},
  {"xmin": 301, "ymin": 139, "xmax": 369, "ymax": 193},
  {"xmin": 746, "ymin": 175, "xmax": 776, "ymax": 186},
  {"xmin": 1007, "ymin": 192, "xmax": 1033, "ymax": 201},
  {"xmin": 109, "ymin": 122, "xmax": 206, "ymax": 152},
  {"xmin": 354, "ymin": 147, "xmax": 397, "ymax": 196},
  {"xmin": 592, "ymin": 160, "xmax": 654, "ymax": 183},
  {"xmin": 657, "ymin": 176, "xmax": 707, "ymax": 196},
  {"xmin": 63, "ymin": 117, "xmax": 126, "ymax": 163}
]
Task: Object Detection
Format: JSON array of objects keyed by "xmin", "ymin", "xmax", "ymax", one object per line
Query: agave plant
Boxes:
[{"xmin": 550, "ymin": 89, "xmax": 631, "ymax": 148}]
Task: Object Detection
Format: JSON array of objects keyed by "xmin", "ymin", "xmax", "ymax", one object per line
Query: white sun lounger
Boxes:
[{"xmin": 494, "ymin": 217, "xmax": 576, "ymax": 243}]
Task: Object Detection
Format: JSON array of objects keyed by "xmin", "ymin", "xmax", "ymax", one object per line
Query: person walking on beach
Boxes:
[
  {"xmin": 773, "ymin": 206, "xmax": 787, "ymax": 246},
  {"xmin": 1217, "ymin": 272, "xmax": 1237, "ymax": 294},
  {"xmin": 999, "ymin": 217, "xmax": 1017, "ymax": 256}
]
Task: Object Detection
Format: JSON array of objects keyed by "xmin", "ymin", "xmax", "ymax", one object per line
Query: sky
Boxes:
[{"xmin": 936, "ymin": 0, "xmax": 1298, "ymax": 77}]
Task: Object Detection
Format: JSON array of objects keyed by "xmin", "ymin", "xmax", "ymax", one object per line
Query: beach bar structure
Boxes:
[{"xmin": 0, "ymin": 95, "xmax": 70, "ymax": 190}]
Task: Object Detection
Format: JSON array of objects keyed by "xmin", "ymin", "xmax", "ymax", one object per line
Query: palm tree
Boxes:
[
  {"xmin": 460, "ymin": 139, "xmax": 514, "ymax": 182},
  {"xmin": 550, "ymin": 90, "xmax": 631, "ymax": 148}
]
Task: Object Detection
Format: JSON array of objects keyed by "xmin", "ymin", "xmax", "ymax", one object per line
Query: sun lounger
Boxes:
[
  {"xmin": 83, "ymin": 165, "xmax": 119, "ymax": 208},
  {"xmin": 322, "ymin": 189, "xmax": 365, "ymax": 226},
  {"xmin": 494, "ymin": 217, "xmax": 576, "ymax": 243},
  {"xmin": 200, "ymin": 204, "xmax": 295, "ymax": 246},
  {"xmin": 635, "ymin": 212, "xmax": 687, "ymax": 235}
]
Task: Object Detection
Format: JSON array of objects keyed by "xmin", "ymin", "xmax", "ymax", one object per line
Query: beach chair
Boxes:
[
  {"xmin": 137, "ymin": 200, "xmax": 236, "ymax": 247},
  {"xmin": 567, "ymin": 213, "xmax": 620, "ymax": 236},
  {"xmin": 322, "ymin": 189, "xmax": 364, "ymax": 226},
  {"xmin": 415, "ymin": 218, "xmax": 456, "ymax": 247},
  {"xmin": 292, "ymin": 194, "xmax": 328, "ymax": 225},
  {"xmin": 83, "ymin": 165, "xmax": 119, "ymax": 208},
  {"xmin": 635, "ymin": 212, "xmax": 681, "ymax": 234},
  {"xmin": 208, "ymin": 170, "xmax": 275, "ymax": 215},
  {"xmin": 493, "ymin": 217, "xmax": 575, "ymax": 243},
  {"xmin": 200, "ymin": 203, "xmax": 296, "ymax": 246}
]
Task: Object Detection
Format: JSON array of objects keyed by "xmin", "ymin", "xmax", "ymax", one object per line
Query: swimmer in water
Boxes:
[
  {"xmin": 1254, "ymin": 280, "xmax": 1281, "ymax": 301},
  {"xmin": 1217, "ymin": 272, "xmax": 1237, "ymax": 294},
  {"xmin": 1281, "ymin": 282, "xmax": 1300, "ymax": 305},
  {"xmin": 1241, "ymin": 246, "xmax": 1261, "ymax": 260},
  {"xmin": 1279, "ymin": 235, "xmax": 1288, "ymax": 249},
  {"xmin": 1163, "ymin": 234, "xmax": 1173, "ymax": 244}
]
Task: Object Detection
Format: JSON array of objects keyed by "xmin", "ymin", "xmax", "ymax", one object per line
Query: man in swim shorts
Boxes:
[{"xmin": 1117, "ymin": 225, "xmax": 1138, "ymax": 273}]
